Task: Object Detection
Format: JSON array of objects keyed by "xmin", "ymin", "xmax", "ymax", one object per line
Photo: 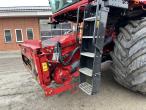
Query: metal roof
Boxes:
[
  {"xmin": 0, "ymin": 6, "xmax": 51, "ymax": 12},
  {"xmin": 0, "ymin": 6, "xmax": 52, "ymax": 17}
]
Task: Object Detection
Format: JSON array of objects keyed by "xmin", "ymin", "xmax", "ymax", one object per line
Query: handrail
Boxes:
[
  {"xmin": 92, "ymin": 0, "xmax": 103, "ymax": 54},
  {"xmin": 76, "ymin": 5, "xmax": 86, "ymax": 44}
]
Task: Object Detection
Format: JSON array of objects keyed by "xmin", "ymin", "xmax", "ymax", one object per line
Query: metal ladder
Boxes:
[{"xmin": 79, "ymin": 0, "xmax": 109, "ymax": 95}]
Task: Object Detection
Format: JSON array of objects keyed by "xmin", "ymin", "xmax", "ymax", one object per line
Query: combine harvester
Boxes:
[{"xmin": 20, "ymin": 0, "xmax": 146, "ymax": 96}]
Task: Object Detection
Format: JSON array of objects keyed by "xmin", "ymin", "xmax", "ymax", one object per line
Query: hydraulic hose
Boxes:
[{"xmin": 56, "ymin": 42, "xmax": 80, "ymax": 66}]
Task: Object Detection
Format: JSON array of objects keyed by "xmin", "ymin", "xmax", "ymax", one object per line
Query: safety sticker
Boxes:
[{"xmin": 42, "ymin": 62, "xmax": 48, "ymax": 72}]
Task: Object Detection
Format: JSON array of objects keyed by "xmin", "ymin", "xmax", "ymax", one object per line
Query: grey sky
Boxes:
[{"xmin": 0, "ymin": 0, "xmax": 49, "ymax": 7}]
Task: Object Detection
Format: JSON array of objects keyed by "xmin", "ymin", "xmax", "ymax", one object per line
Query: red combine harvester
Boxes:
[{"xmin": 20, "ymin": 0, "xmax": 146, "ymax": 96}]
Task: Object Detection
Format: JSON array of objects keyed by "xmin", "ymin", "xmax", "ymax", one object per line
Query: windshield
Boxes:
[{"xmin": 49, "ymin": 0, "xmax": 79, "ymax": 13}]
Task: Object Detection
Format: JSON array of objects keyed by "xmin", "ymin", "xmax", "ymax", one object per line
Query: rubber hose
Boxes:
[{"xmin": 56, "ymin": 42, "xmax": 80, "ymax": 66}]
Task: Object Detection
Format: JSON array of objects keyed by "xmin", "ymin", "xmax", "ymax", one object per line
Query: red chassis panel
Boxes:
[{"xmin": 19, "ymin": 34, "xmax": 80, "ymax": 96}]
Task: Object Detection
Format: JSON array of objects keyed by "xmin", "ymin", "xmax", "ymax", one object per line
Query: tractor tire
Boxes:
[{"xmin": 111, "ymin": 18, "xmax": 146, "ymax": 94}]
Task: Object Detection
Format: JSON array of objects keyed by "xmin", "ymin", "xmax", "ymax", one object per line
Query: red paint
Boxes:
[
  {"xmin": 52, "ymin": 0, "xmax": 89, "ymax": 19},
  {"xmin": 19, "ymin": 33, "xmax": 80, "ymax": 96},
  {"xmin": 130, "ymin": 0, "xmax": 146, "ymax": 9}
]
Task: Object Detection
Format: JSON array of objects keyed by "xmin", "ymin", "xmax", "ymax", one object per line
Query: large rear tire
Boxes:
[{"xmin": 111, "ymin": 18, "xmax": 146, "ymax": 94}]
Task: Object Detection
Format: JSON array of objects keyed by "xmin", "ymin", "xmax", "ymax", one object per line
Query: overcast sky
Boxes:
[{"xmin": 0, "ymin": 0, "xmax": 49, "ymax": 7}]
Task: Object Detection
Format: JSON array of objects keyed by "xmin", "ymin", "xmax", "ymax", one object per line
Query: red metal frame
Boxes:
[
  {"xmin": 132, "ymin": 0, "xmax": 146, "ymax": 4},
  {"xmin": 19, "ymin": 34, "xmax": 80, "ymax": 96},
  {"xmin": 51, "ymin": 0, "xmax": 90, "ymax": 19},
  {"xmin": 130, "ymin": 0, "xmax": 146, "ymax": 9}
]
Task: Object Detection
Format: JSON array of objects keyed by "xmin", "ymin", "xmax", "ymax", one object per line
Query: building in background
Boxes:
[{"xmin": 0, "ymin": 6, "xmax": 51, "ymax": 51}]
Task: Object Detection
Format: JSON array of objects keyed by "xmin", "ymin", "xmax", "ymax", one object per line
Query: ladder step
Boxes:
[
  {"xmin": 84, "ymin": 17, "xmax": 96, "ymax": 21},
  {"xmin": 82, "ymin": 36, "xmax": 93, "ymax": 38},
  {"xmin": 82, "ymin": 36, "xmax": 97, "ymax": 38},
  {"xmin": 81, "ymin": 52, "xmax": 95, "ymax": 58},
  {"xmin": 79, "ymin": 82, "xmax": 92, "ymax": 95},
  {"xmin": 79, "ymin": 67, "xmax": 93, "ymax": 77}
]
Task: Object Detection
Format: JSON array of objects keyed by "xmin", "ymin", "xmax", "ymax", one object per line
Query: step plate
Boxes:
[
  {"xmin": 82, "ymin": 36, "xmax": 93, "ymax": 38},
  {"xmin": 84, "ymin": 17, "xmax": 96, "ymax": 21},
  {"xmin": 82, "ymin": 36, "xmax": 97, "ymax": 38},
  {"xmin": 81, "ymin": 52, "xmax": 95, "ymax": 58},
  {"xmin": 105, "ymin": 0, "xmax": 128, "ymax": 9},
  {"xmin": 79, "ymin": 67, "xmax": 93, "ymax": 77},
  {"xmin": 79, "ymin": 82, "xmax": 92, "ymax": 95}
]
